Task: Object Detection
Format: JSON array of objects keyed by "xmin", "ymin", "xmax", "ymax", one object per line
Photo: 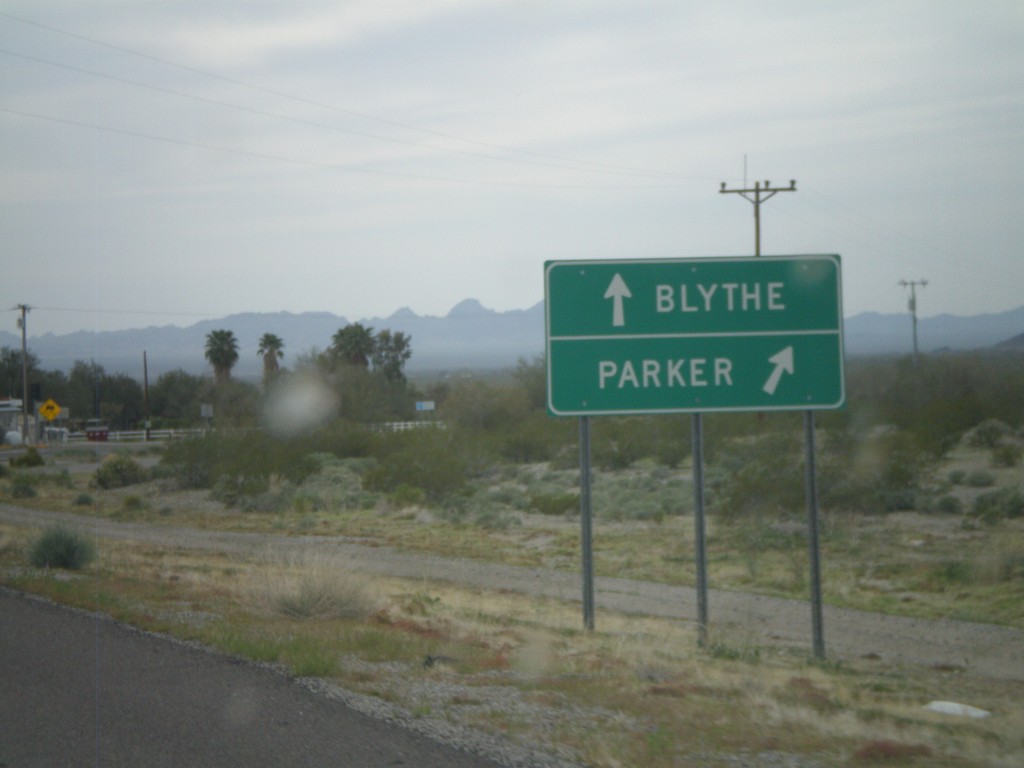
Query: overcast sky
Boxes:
[{"xmin": 2, "ymin": 1, "xmax": 1022, "ymax": 336}]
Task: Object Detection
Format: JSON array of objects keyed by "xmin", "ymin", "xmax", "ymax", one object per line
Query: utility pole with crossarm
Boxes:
[
  {"xmin": 899, "ymin": 279, "xmax": 928, "ymax": 366},
  {"xmin": 16, "ymin": 304, "xmax": 30, "ymax": 442},
  {"xmin": 719, "ymin": 179, "xmax": 797, "ymax": 256}
]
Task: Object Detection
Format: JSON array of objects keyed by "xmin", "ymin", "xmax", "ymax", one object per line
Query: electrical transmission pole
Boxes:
[
  {"xmin": 719, "ymin": 179, "xmax": 797, "ymax": 256},
  {"xmin": 16, "ymin": 304, "xmax": 30, "ymax": 442},
  {"xmin": 899, "ymin": 279, "xmax": 928, "ymax": 366},
  {"xmin": 718, "ymin": 176, "xmax": 827, "ymax": 658}
]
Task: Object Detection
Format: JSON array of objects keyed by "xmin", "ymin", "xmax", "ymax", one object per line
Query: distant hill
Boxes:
[
  {"xmin": 0, "ymin": 300, "xmax": 547, "ymax": 381},
  {"xmin": 843, "ymin": 306, "xmax": 1024, "ymax": 355},
  {"xmin": 1, "ymin": 300, "xmax": 1021, "ymax": 381}
]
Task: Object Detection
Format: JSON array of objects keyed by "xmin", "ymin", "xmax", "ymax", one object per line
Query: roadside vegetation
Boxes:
[{"xmin": 2, "ymin": 350, "xmax": 1023, "ymax": 766}]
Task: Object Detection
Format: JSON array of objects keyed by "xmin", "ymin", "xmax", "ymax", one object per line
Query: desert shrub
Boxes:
[
  {"xmin": 299, "ymin": 457, "xmax": 379, "ymax": 511},
  {"xmin": 947, "ymin": 469, "xmax": 966, "ymax": 485},
  {"xmin": 160, "ymin": 432, "xmax": 317, "ymax": 495},
  {"xmin": 991, "ymin": 441, "xmax": 1022, "ymax": 468},
  {"xmin": 820, "ymin": 427, "xmax": 933, "ymax": 513},
  {"xmin": 972, "ymin": 487, "xmax": 1024, "ymax": 523},
  {"xmin": 968, "ymin": 418, "xmax": 1013, "ymax": 449},
  {"xmin": 250, "ymin": 554, "xmax": 377, "ymax": 620},
  {"xmin": 499, "ymin": 415, "xmax": 570, "ymax": 463},
  {"xmin": 9, "ymin": 447, "xmax": 45, "ymax": 468},
  {"xmin": 473, "ymin": 507, "xmax": 520, "ymax": 530},
  {"xmin": 362, "ymin": 428, "xmax": 468, "ymax": 503},
  {"xmin": 306, "ymin": 422, "xmax": 378, "ymax": 459},
  {"xmin": 440, "ymin": 380, "xmax": 529, "ymax": 432},
  {"xmin": 590, "ymin": 417, "xmax": 664, "ymax": 470},
  {"xmin": 388, "ymin": 484, "xmax": 425, "ymax": 508},
  {"xmin": 73, "ymin": 493, "xmax": 94, "ymax": 506},
  {"xmin": 851, "ymin": 739, "xmax": 931, "ymax": 764},
  {"xmin": 237, "ymin": 488, "xmax": 294, "ymax": 514},
  {"xmin": 94, "ymin": 453, "xmax": 148, "ymax": 489},
  {"xmin": 930, "ymin": 495, "xmax": 964, "ymax": 514},
  {"xmin": 159, "ymin": 435, "xmax": 223, "ymax": 488},
  {"xmin": 965, "ymin": 469, "xmax": 996, "ymax": 488},
  {"xmin": 29, "ymin": 525, "xmax": 96, "ymax": 570},
  {"xmin": 121, "ymin": 495, "xmax": 146, "ymax": 512},
  {"xmin": 43, "ymin": 469, "xmax": 73, "ymax": 489},
  {"xmin": 529, "ymin": 492, "xmax": 579, "ymax": 516},
  {"xmin": 10, "ymin": 475, "xmax": 37, "ymax": 498},
  {"xmin": 211, "ymin": 474, "xmax": 271, "ymax": 507},
  {"xmin": 875, "ymin": 488, "xmax": 917, "ymax": 512},
  {"xmin": 711, "ymin": 432, "xmax": 805, "ymax": 519}
]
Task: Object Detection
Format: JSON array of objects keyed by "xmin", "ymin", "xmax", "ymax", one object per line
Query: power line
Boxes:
[
  {"xmin": 0, "ymin": 10, "xmax": 702, "ymax": 182},
  {"xmin": 0, "ymin": 106, "xmax": 693, "ymax": 190},
  {"xmin": 0, "ymin": 47, "xmax": 694, "ymax": 182}
]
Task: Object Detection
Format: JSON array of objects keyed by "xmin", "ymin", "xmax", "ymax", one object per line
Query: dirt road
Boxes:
[{"xmin": 2, "ymin": 503, "xmax": 1022, "ymax": 682}]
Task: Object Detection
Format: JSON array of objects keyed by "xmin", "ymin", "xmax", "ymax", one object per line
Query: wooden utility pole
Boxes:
[
  {"xmin": 719, "ymin": 179, "xmax": 797, "ymax": 256},
  {"xmin": 16, "ymin": 304, "xmax": 30, "ymax": 442},
  {"xmin": 899, "ymin": 279, "xmax": 928, "ymax": 366},
  {"xmin": 718, "ymin": 177, "xmax": 827, "ymax": 658}
]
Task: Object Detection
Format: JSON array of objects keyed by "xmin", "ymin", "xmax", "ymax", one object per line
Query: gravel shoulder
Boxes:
[{"xmin": 3, "ymin": 502, "xmax": 1022, "ymax": 683}]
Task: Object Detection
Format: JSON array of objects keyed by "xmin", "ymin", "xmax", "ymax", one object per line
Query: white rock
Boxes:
[{"xmin": 924, "ymin": 700, "xmax": 991, "ymax": 718}]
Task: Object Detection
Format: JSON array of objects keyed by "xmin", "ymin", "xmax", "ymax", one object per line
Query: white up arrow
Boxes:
[
  {"xmin": 604, "ymin": 273, "xmax": 632, "ymax": 327},
  {"xmin": 762, "ymin": 346, "xmax": 794, "ymax": 395}
]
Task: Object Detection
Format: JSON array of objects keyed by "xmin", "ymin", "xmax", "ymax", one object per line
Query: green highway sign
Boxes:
[{"xmin": 545, "ymin": 255, "xmax": 845, "ymax": 415}]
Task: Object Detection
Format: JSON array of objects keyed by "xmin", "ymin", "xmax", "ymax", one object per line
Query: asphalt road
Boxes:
[{"xmin": 0, "ymin": 588, "xmax": 505, "ymax": 768}]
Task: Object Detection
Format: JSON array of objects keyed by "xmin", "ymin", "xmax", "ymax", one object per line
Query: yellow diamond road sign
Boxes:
[{"xmin": 40, "ymin": 399, "xmax": 61, "ymax": 421}]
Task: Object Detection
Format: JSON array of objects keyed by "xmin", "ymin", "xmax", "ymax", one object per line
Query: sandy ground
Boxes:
[{"xmin": 2, "ymin": 501, "xmax": 1021, "ymax": 683}]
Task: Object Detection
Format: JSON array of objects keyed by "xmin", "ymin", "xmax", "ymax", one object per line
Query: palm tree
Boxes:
[
  {"xmin": 331, "ymin": 323, "xmax": 374, "ymax": 367},
  {"xmin": 204, "ymin": 329, "xmax": 239, "ymax": 383},
  {"xmin": 371, "ymin": 329, "xmax": 412, "ymax": 383},
  {"xmin": 257, "ymin": 333, "xmax": 284, "ymax": 384}
]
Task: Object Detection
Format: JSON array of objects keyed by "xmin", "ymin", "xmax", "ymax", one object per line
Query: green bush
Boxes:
[
  {"xmin": 711, "ymin": 432, "xmax": 805, "ymax": 519},
  {"xmin": 9, "ymin": 447, "xmax": 44, "ymax": 468},
  {"xmin": 969, "ymin": 419, "xmax": 1013, "ymax": 449},
  {"xmin": 965, "ymin": 470, "xmax": 996, "ymax": 488},
  {"xmin": 121, "ymin": 495, "xmax": 146, "ymax": 512},
  {"xmin": 160, "ymin": 432, "xmax": 317, "ymax": 495},
  {"xmin": 29, "ymin": 525, "xmax": 96, "ymax": 570},
  {"xmin": 10, "ymin": 475, "xmax": 37, "ymax": 498},
  {"xmin": 95, "ymin": 453, "xmax": 148, "ymax": 489},
  {"xmin": 930, "ymin": 495, "xmax": 964, "ymax": 515},
  {"xmin": 389, "ymin": 484, "xmax": 426, "ymax": 508},
  {"xmin": 947, "ymin": 469, "xmax": 966, "ymax": 485},
  {"xmin": 363, "ymin": 429, "xmax": 468, "ymax": 503},
  {"xmin": 529, "ymin": 492, "xmax": 579, "ymax": 516},
  {"xmin": 972, "ymin": 487, "xmax": 1024, "ymax": 523},
  {"xmin": 73, "ymin": 493, "xmax": 94, "ymax": 506},
  {"xmin": 211, "ymin": 474, "xmax": 271, "ymax": 507},
  {"xmin": 499, "ymin": 416, "xmax": 569, "ymax": 463},
  {"xmin": 991, "ymin": 442, "xmax": 1022, "ymax": 468}
]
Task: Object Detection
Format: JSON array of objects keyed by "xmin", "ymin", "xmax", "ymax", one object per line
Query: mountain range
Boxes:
[{"xmin": 2, "ymin": 299, "xmax": 1022, "ymax": 382}]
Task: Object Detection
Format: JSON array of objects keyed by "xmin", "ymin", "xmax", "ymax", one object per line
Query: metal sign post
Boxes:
[
  {"xmin": 579, "ymin": 417, "xmax": 595, "ymax": 631},
  {"xmin": 804, "ymin": 412, "xmax": 826, "ymax": 658},
  {"xmin": 691, "ymin": 413, "xmax": 709, "ymax": 646}
]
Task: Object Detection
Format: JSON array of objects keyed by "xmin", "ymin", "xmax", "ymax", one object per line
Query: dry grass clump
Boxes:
[{"xmin": 246, "ymin": 551, "xmax": 379, "ymax": 620}]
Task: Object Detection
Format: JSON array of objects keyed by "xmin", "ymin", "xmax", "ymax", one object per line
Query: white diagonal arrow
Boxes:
[
  {"xmin": 762, "ymin": 346, "xmax": 794, "ymax": 395},
  {"xmin": 604, "ymin": 273, "xmax": 632, "ymax": 327}
]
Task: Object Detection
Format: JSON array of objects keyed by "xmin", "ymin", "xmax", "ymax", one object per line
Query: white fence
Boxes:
[
  {"xmin": 371, "ymin": 421, "xmax": 445, "ymax": 433},
  {"xmin": 57, "ymin": 421, "xmax": 442, "ymax": 443},
  {"xmin": 62, "ymin": 428, "xmax": 205, "ymax": 444}
]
